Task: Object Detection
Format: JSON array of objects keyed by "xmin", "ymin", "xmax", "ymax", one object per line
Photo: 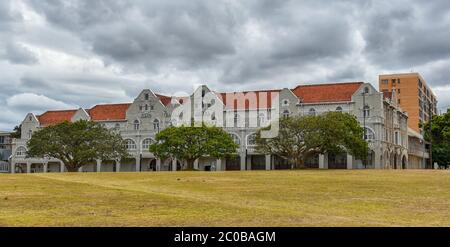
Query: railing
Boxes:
[{"xmin": 0, "ymin": 163, "xmax": 9, "ymax": 173}]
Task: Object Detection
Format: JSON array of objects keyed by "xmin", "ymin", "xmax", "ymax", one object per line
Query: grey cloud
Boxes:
[{"xmin": 3, "ymin": 42, "xmax": 39, "ymax": 65}]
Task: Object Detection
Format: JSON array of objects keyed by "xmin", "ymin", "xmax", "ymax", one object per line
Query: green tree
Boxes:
[
  {"xmin": 256, "ymin": 112, "xmax": 368, "ymax": 169},
  {"xmin": 10, "ymin": 125, "xmax": 21, "ymax": 139},
  {"xmin": 423, "ymin": 109, "xmax": 450, "ymax": 168},
  {"xmin": 27, "ymin": 120, "xmax": 129, "ymax": 172},
  {"xmin": 150, "ymin": 124, "xmax": 238, "ymax": 170}
]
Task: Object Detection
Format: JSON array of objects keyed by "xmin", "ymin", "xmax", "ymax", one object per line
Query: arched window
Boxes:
[
  {"xmin": 283, "ymin": 110, "xmax": 290, "ymax": 118},
  {"xmin": 28, "ymin": 130, "xmax": 33, "ymax": 139},
  {"xmin": 363, "ymin": 105, "xmax": 370, "ymax": 117},
  {"xmin": 309, "ymin": 108, "xmax": 316, "ymax": 116},
  {"xmin": 16, "ymin": 146, "xmax": 27, "ymax": 157},
  {"xmin": 142, "ymin": 138, "xmax": 154, "ymax": 150},
  {"xmin": 364, "ymin": 127, "xmax": 375, "ymax": 140},
  {"xmin": 363, "ymin": 87, "xmax": 369, "ymax": 94},
  {"xmin": 229, "ymin": 133, "xmax": 240, "ymax": 145},
  {"xmin": 247, "ymin": 133, "xmax": 257, "ymax": 146},
  {"xmin": 153, "ymin": 119, "xmax": 160, "ymax": 130},
  {"xmin": 336, "ymin": 106, "xmax": 343, "ymax": 112},
  {"xmin": 145, "ymin": 104, "xmax": 148, "ymax": 111},
  {"xmin": 133, "ymin": 120, "xmax": 140, "ymax": 130},
  {"xmin": 125, "ymin": 139, "xmax": 137, "ymax": 150},
  {"xmin": 234, "ymin": 112, "xmax": 239, "ymax": 127},
  {"xmin": 144, "ymin": 93, "xmax": 149, "ymax": 100},
  {"xmin": 114, "ymin": 123, "xmax": 120, "ymax": 131}
]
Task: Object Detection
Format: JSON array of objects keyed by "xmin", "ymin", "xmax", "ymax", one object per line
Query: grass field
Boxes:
[{"xmin": 0, "ymin": 170, "xmax": 449, "ymax": 226}]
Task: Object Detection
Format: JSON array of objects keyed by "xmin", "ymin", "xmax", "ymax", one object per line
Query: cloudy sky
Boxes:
[{"xmin": 1, "ymin": 0, "xmax": 450, "ymax": 130}]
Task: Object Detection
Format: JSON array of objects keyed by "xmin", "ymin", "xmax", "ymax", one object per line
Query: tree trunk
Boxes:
[
  {"xmin": 66, "ymin": 163, "xmax": 80, "ymax": 172},
  {"xmin": 186, "ymin": 159, "xmax": 195, "ymax": 170}
]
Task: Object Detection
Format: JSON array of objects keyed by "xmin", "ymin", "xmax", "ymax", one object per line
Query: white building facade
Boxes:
[{"xmin": 10, "ymin": 82, "xmax": 409, "ymax": 173}]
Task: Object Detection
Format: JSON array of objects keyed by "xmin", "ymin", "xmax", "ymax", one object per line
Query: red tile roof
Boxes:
[
  {"xmin": 155, "ymin": 94, "xmax": 172, "ymax": 106},
  {"xmin": 292, "ymin": 82, "xmax": 363, "ymax": 103},
  {"xmin": 218, "ymin": 90, "xmax": 280, "ymax": 110},
  {"xmin": 37, "ymin": 110, "xmax": 77, "ymax": 126},
  {"xmin": 88, "ymin": 103, "xmax": 131, "ymax": 121}
]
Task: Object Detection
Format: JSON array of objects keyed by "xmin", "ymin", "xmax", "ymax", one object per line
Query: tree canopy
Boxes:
[
  {"xmin": 27, "ymin": 120, "xmax": 129, "ymax": 172},
  {"xmin": 256, "ymin": 112, "xmax": 368, "ymax": 169},
  {"xmin": 150, "ymin": 124, "xmax": 239, "ymax": 170},
  {"xmin": 423, "ymin": 109, "xmax": 450, "ymax": 168}
]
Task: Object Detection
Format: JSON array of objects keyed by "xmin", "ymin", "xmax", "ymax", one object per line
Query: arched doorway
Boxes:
[{"xmin": 402, "ymin": 156, "xmax": 407, "ymax": 169}]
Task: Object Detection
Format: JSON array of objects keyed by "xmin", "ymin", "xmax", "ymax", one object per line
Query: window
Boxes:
[
  {"xmin": 153, "ymin": 119, "xmax": 160, "ymax": 130},
  {"xmin": 0, "ymin": 136, "xmax": 4, "ymax": 144},
  {"xmin": 398, "ymin": 99, "xmax": 401, "ymax": 104},
  {"xmin": 394, "ymin": 132, "xmax": 399, "ymax": 145},
  {"xmin": 133, "ymin": 120, "xmax": 140, "ymax": 130},
  {"xmin": 229, "ymin": 133, "xmax": 240, "ymax": 145},
  {"xmin": 364, "ymin": 128, "xmax": 375, "ymax": 140},
  {"xmin": 282, "ymin": 99, "xmax": 290, "ymax": 106},
  {"xmin": 211, "ymin": 113, "xmax": 216, "ymax": 121},
  {"xmin": 247, "ymin": 133, "xmax": 257, "ymax": 146},
  {"xmin": 283, "ymin": 110, "xmax": 290, "ymax": 118},
  {"xmin": 258, "ymin": 112, "xmax": 266, "ymax": 126},
  {"xmin": 309, "ymin": 108, "xmax": 316, "ymax": 116},
  {"xmin": 234, "ymin": 112, "xmax": 239, "ymax": 126},
  {"xmin": 142, "ymin": 138, "xmax": 154, "ymax": 150},
  {"xmin": 28, "ymin": 130, "xmax": 33, "ymax": 139},
  {"xmin": 392, "ymin": 79, "xmax": 396, "ymax": 84},
  {"xmin": 381, "ymin": 79, "xmax": 389, "ymax": 84},
  {"xmin": 363, "ymin": 105, "xmax": 370, "ymax": 118},
  {"xmin": 336, "ymin": 106, "xmax": 343, "ymax": 112},
  {"xmin": 397, "ymin": 89, "xmax": 401, "ymax": 94},
  {"xmin": 125, "ymin": 139, "xmax": 136, "ymax": 150},
  {"xmin": 16, "ymin": 147, "xmax": 27, "ymax": 157},
  {"xmin": 363, "ymin": 87, "xmax": 369, "ymax": 94},
  {"xmin": 145, "ymin": 94, "xmax": 149, "ymax": 100},
  {"xmin": 150, "ymin": 105, "xmax": 154, "ymax": 110},
  {"xmin": 115, "ymin": 123, "xmax": 120, "ymax": 131},
  {"xmin": 145, "ymin": 104, "xmax": 148, "ymax": 111}
]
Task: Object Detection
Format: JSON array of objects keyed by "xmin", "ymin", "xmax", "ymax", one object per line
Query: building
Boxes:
[
  {"xmin": 379, "ymin": 73, "xmax": 437, "ymax": 134},
  {"xmin": 0, "ymin": 131, "xmax": 12, "ymax": 173},
  {"xmin": 10, "ymin": 82, "xmax": 409, "ymax": 173},
  {"xmin": 379, "ymin": 73, "xmax": 436, "ymax": 168}
]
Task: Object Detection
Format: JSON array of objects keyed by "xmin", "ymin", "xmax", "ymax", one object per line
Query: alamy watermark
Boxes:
[{"xmin": 170, "ymin": 88, "xmax": 280, "ymax": 138}]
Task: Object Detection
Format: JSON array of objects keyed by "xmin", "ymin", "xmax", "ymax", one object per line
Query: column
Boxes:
[
  {"xmin": 346, "ymin": 154, "xmax": 353, "ymax": 170},
  {"xmin": 194, "ymin": 159, "xmax": 199, "ymax": 170},
  {"xmin": 43, "ymin": 163, "xmax": 48, "ymax": 173},
  {"xmin": 319, "ymin": 154, "xmax": 328, "ymax": 169},
  {"xmin": 240, "ymin": 154, "xmax": 246, "ymax": 171},
  {"xmin": 265, "ymin": 155, "xmax": 271, "ymax": 171},
  {"xmin": 374, "ymin": 152, "xmax": 382, "ymax": 169},
  {"xmin": 216, "ymin": 159, "xmax": 222, "ymax": 171},
  {"xmin": 96, "ymin": 159, "xmax": 102, "ymax": 173},
  {"xmin": 172, "ymin": 158, "xmax": 177, "ymax": 171},
  {"xmin": 115, "ymin": 160, "xmax": 121, "ymax": 172},
  {"xmin": 60, "ymin": 162, "xmax": 65, "ymax": 172},
  {"xmin": 135, "ymin": 157, "xmax": 141, "ymax": 172},
  {"xmin": 156, "ymin": 159, "xmax": 161, "ymax": 171},
  {"xmin": 10, "ymin": 162, "xmax": 15, "ymax": 174},
  {"xmin": 26, "ymin": 162, "xmax": 31, "ymax": 173}
]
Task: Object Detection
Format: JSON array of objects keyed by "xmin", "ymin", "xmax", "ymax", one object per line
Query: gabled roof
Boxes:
[
  {"xmin": 292, "ymin": 82, "xmax": 363, "ymax": 103},
  {"xmin": 37, "ymin": 110, "xmax": 78, "ymax": 126},
  {"xmin": 88, "ymin": 103, "xmax": 131, "ymax": 121}
]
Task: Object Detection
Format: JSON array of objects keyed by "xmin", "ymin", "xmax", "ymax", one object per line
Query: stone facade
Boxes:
[{"xmin": 10, "ymin": 82, "xmax": 410, "ymax": 173}]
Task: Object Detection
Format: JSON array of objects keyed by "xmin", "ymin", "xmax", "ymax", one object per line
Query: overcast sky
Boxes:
[{"xmin": 1, "ymin": 0, "xmax": 450, "ymax": 130}]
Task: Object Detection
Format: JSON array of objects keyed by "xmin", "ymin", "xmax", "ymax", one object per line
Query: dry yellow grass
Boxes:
[{"xmin": 0, "ymin": 170, "xmax": 449, "ymax": 226}]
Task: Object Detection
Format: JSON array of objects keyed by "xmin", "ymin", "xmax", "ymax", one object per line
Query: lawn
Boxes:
[{"xmin": 0, "ymin": 170, "xmax": 449, "ymax": 226}]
